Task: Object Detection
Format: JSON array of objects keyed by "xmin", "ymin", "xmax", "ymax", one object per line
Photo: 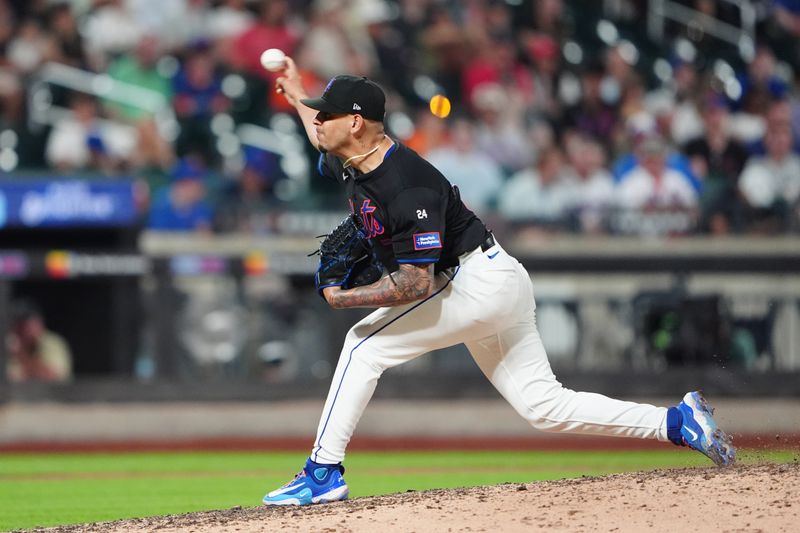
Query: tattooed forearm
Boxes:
[{"xmin": 326, "ymin": 263, "xmax": 434, "ymax": 309}]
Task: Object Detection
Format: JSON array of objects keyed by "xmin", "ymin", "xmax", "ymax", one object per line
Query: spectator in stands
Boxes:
[
  {"xmin": 207, "ymin": 0, "xmax": 257, "ymax": 81},
  {"xmin": 6, "ymin": 299, "xmax": 73, "ymax": 383},
  {"xmin": 616, "ymin": 134, "xmax": 699, "ymax": 210},
  {"xmin": 592, "ymin": 42, "xmax": 642, "ymax": 154},
  {"xmin": 148, "ymin": 158, "xmax": 214, "ymax": 232},
  {"xmin": 215, "ymin": 148, "xmax": 279, "ymax": 233},
  {"xmin": 765, "ymin": 0, "xmax": 800, "ymax": 71},
  {"xmin": 773, "ymin": 97, "xmax": 800, "ymax": 154},
  {"xmin": 644, "ymin": 54, "xmax": 703, "ymax": 146},
  {"xmin": 363, "ymin": 0, "xmax": 415, "ymax": 102},
  {"xmin": 5, "ymin": 18, "xmax": 55, "ymax": 76},
  {"xmin": 83, "ymin": 0, "xmax": 143, "ymax": 68},
  {"xmin": 339, "ymin": 0, "xmax": 395, "ymax": 75},
  {"xmin": 127, "ymin": 0, "xmax": 208, "ymax": 52},
  {"xmin": 772, "ymin": 0, "xmax": 800, "ymax": 37},
  {"xmin": 613, "ymin": 112, "xmax": 700, "ymax": 192},
  {"xmin": 617, "ymin": 73, "xmax": 647, "ymax": 135},
  {"xmin": 603, "ymin": 43, "xmax": 637, "ymax": 99},
  {"xmin": 523, "ymin": 32, "xmax": 562, "ymax": 120},
  {"xmin": 461, "ymin": 32, "xmax": 534, "ymax": 116},
  {"xmin": 45, "ymin": 92, "xmax": 136, "ymax": 173},
  {"xmin": 46, "ymin": 2, "xmax": 89, "ymax": 69},
  {"xmin": 746, "ymin": 98, "xmax": 800, "ymax": 156},
  {"xmin": 562, "ymin": 60, "xmax": 618, "ymax": 151},
  {"xmin": 173, "ymin": 41, "xmax": 230, "ymax": 159},
  {"xmin": 498, "ymin": 145, "xmax": 575, "ymax": 225},
  {"xmin": 738, "ymin": 122, "xmax": 800, "ymax": 232},
  {"xmin": 208, "ymin": 0, "xmax": 255, "ymax": 43},
  {"xmin": 465, "ymin": 0, "xmax": 514, "ymax": 38},
  {"xmin": 471, "ymin": 83, "xmax": 535, "ymax": 174},
  {"xmin": 512, "ymin": 0, "xmax": 568, "ymax": 42},
  {"xmin": 426, "ymin": 117, "xmax": 505, "ymax": 215},
  {"xmin": 106, "ymin": 35, "xmax": 172, "ymax": 122},
  {"xmin": 0, "ymin": 0, "xmax": 12, "ymax": 46},
  {"xmin": 419, "ymin": 5, "xmax": 469, "ymax": 108},
  {"xmin": 642, "ymin": 88, "xmax": 672, "ymax": 139},
  {"xmin": 732, "ymin": 44, "xmax": 789, "ymax": 115},
  {"xmin": 404, "ymin": 108, "xmax": 449, "ymax": 156},
  {"xmin": 0, "ymin": 0, "xmax": 23, "ymax": 126},
  {"xmin": 564, "ymin": 134, "xmax": 615, "ymax": 233},
  {"xmin": 105, "ymin": 35, "xmax": 174, "ymax": 170},
  {"xmin": 302, "ymin": 1, "xmax": 381, "ymax": 82},
  {"xmin": 229, "ymin": 0, "xmax": 299, "ymax": 79},
  {"xmin": 683, "ymin": 92, "xmax": 749, "ymax": 234}
]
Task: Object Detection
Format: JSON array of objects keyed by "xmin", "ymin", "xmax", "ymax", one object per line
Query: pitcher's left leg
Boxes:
[{"xmin": 466, "ymin": 316, "xmax": 668, "ymax": 441}]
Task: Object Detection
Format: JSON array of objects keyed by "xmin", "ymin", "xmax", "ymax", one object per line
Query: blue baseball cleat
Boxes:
[
  {"xmin": 262, "ymin": 458, "xmax": 349, "ymax": 506},
  {"xmin": 668, "ymin": 391, "xmax": 736, "ymax": 466}
]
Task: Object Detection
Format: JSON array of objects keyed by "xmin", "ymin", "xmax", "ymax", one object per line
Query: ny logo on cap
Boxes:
[{"xmin": 353, "ymin": 103, "xmax": 361, "ymax": 111}]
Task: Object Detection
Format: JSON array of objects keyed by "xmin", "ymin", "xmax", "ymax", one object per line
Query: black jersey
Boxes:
[{"xmin": 318, "ymin": 142, "xmax": 488, "ymax": 273}]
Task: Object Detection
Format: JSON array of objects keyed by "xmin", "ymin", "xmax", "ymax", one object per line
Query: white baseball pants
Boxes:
[{"xmin": 310, "ymin": 239, "xmax": 668, "ymax": 464}]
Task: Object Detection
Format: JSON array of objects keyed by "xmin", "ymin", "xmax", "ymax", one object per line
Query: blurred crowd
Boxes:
[{"xmin": 1, "ymin": 0, "xmax": 800, "ymax": 236}]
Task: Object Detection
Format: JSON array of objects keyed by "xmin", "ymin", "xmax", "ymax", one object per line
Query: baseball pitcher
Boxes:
[{"xmin": 262, "ymin": 57, "xmax": 735, "ymax": 506}]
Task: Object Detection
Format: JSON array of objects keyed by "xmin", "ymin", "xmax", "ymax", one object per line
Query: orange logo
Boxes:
[
  {"xmin": 244, "ymin": 251, "xmax": 268, "ymax": 276},
  {"xmin": 45, "ymin": 251, "xmax": 71, "ymax": 278}
]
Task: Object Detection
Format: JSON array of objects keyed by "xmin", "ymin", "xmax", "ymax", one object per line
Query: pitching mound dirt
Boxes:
[{"xmin": 35, "ymin": 463, "xmax": 799, "ymax": 533}]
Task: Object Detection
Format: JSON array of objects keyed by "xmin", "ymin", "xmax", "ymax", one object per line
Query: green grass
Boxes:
[{"xmin": 0, "ymin": 449, "xmax": 795, "ymax": 531}]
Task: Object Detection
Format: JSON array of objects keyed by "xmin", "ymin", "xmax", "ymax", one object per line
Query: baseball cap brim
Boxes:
[{"xmin": 301, "ymin": 97, "xmax": 350, "ymax": 115}]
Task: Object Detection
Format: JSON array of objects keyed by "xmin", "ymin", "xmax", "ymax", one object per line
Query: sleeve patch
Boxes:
[{"xmin": 413, "ymin": 232, "xmax": 442, "ymax": 250}]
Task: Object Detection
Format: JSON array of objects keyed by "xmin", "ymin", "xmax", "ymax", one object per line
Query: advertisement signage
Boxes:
[{"xmin": 0, "ymin": 180, "xmax": 139, "ymax": 228}]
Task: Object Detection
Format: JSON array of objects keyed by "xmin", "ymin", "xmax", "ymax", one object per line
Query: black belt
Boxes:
[
  {"xmin": 451, "ymin": 233, "xmax": 497, "ymax": 269},
  {"xmin": 480, "ymin": 232, "xmax": 496, "ymax": 252}
]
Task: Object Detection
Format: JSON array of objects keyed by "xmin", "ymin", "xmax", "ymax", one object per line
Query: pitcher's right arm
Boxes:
[{"xmin": 275, "ymin": 57, "xmax": 320, "ymax": 150}]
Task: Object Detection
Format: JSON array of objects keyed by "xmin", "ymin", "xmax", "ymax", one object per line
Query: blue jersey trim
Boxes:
[
  {"xmin": 383, "ymin": 142, "xmax": 397, "ymax": 160},
  {"xmin": 396, "ymin": 258, "xmax": 438, "ymax": 264},
  {"xmin": 317, "ymin": 153, "xmax": 325, "ymax": 177},
  {"xmin": 313, "ymin": 267, "xmax": 459, "ymax": 461}
]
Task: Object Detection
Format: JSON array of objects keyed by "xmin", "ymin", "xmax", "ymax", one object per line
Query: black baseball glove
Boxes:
[{"xmin": 313, "ymin": 214, "xmax": 384, "ymax": 297}]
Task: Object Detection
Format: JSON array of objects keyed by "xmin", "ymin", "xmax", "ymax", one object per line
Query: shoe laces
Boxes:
[{"xmin": 277, "ymin": 469, "xmax": 306, "ymax": 490}]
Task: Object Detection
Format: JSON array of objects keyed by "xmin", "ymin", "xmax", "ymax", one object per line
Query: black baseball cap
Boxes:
[{"xmin": 301, "ymin": 75, "xmax": 386, "ymax": 122}]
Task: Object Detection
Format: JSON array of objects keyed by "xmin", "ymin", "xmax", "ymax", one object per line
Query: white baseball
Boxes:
[{"xmin": 260, "ymin": 48, "xmax": 286, "ymax": 72}]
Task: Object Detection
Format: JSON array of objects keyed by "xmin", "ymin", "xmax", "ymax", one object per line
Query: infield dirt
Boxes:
[{"xmin": 33, "ymin": 462, "xmax": 799, "ymax": 533}]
